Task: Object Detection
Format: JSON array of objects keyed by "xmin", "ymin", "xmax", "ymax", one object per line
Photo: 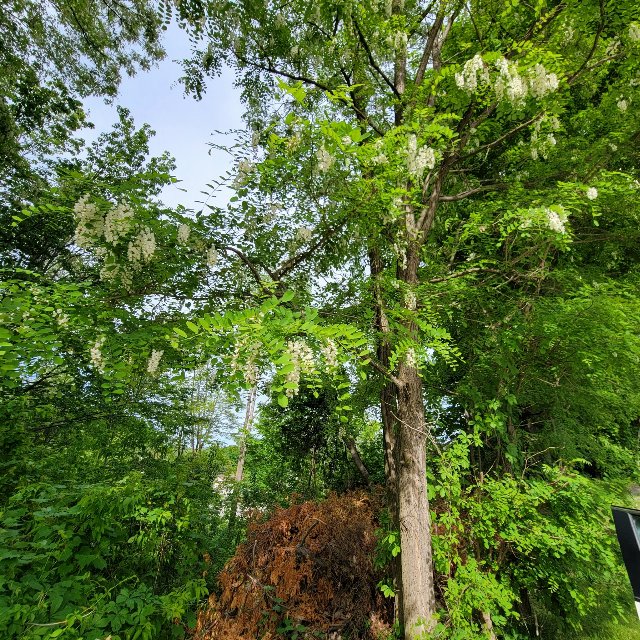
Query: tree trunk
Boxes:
[
  {"xmin": 343, "ymin": 435, "xmax": 371, "ymax": 486},
  {"xmin": 396, "ymin": 362, "xmax": 436, "ymax": 638},
  {"xmin": 228, "ymin": 384, "xmax": 257, "ymax": 531},
  {"xmin": 395, "ymin": 243, "xmax": 437, "ymax": 638}
]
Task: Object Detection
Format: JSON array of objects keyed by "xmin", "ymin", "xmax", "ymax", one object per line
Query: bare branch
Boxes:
[
  {"xmin": 354, "ymin": 19, "xmax": 400, "ymax": 97},
  {"xmin": 439, "ymin": 184, "xmax": 507, "ymax": 202},
  {"xmin": 428, "ymin": 267, "xmax": 501, "ymax": 283},
  {"xmin": 414, "ymin": 10, "xmax": 445, "ymax": 87}
]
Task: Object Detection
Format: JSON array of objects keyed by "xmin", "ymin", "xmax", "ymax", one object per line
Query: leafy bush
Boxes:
[
  {"xmin": 0, "ymin": 472, "xmax": 227, "ymax": 639},
  {"xmin": 427, "ymin": 431, "xmax": 633, "ymax": 639}
]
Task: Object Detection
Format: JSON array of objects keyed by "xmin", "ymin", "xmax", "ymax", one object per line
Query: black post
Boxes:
[{"xmin": 611, "ymin": 506, "xmax": 640, "ymax": 619}]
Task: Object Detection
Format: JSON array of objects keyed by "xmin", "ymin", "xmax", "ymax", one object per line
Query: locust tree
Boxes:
[{"xmin": 166, "ymin": 0, "xmax": 640, "ymax": 635}]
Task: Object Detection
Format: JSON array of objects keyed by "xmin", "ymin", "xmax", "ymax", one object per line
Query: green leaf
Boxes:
[{"xmin": 277, "ymin": 394, "xmax": 289, "ymax": 408}]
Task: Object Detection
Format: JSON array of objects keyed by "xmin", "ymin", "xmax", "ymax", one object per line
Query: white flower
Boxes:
[
  {"xmin": 177, "ymin": 223, "xmax": 191, "ymax": 245},
  {"xmin": 206, "ymin": 246, "xmax": 218, "ymax": 267},
  {"xmin": 90, "ymin": 337, "xmax": 106, "ymax": 373},
  {"xmin": 586, "ymin": 187, "xmax": 598, "ymax": 200},
  {"xmin": 405, "ymin": 290, "xmax": 417, "ymax": 311},
  {"xmin": 527, "ymin": 63, "xmax": 559, "ymax": 98},
  {"xmin": 127, "ymin": 226, "xmax": 156, "ymax": 267},
  {"xmin": 617, "ymin": 99, "xmax": 628, "ymax": 112},
  {"xmin": 455, "ymin": 54, "xmax": 489, "ymax": 93},
  {"xmin": 53, "ymin": 309, "xmax": 69, "ymax": 326},
  {"xmin": 316, "ymin": 147, "xmax": 334, "ymax": 172},
  {"xmin": 295, "ymin": 227, "xmax": 313, "ymax": 243},
  {"xmin": 372, "ymin": 154, "xmax": 388, "ymax": 165},
  {"xmin": 233, "ymin": 160, "xmax": 255, "ymax": 187},
  {"xmin": 494, "ymin": 58, "xmax": 528, "ymax": 106},
  {"xmin": 394, "ymin": 30, "xmax": 407, "ymax": 51},
  {"xmin": 104, "ymin": 203, "xmax": 134, "ymax": 244},
  {"xmin": 546, "ymin": 207, "xmax": 568, "ymax": 234},
  {"xmin": 73, "ymin": 195, "xmax": 103, "ymax": 248},
  {"xmin": 147, "ymin": 349, "xmax": 164, "ymax": 374},
  {"xmin": 629, "ymin": 23, "xmax": 640, "ymax": 42},
  {"xmin": 407, "ymin": 135, "xmax": 436, "ymax": 177},
  {"xmin": 321, "ymin": 339, "xmax": 339, "ymax": 369},
  {"xmin": 284, "ymin": 340, "xmax": 315, "ymax": 397}
]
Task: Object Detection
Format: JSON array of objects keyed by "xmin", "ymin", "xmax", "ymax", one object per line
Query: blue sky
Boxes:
[{"xmin": 83, "ymin": 26, "xmax": 245, "ymax": 210}]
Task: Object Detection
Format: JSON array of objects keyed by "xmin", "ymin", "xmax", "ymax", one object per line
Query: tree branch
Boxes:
[
  {"xmin": 354, "ymin": 19, "xmax": 400, "ymax": 98},
  {"xmin": 414, "ymin": 10, "xmax": 445, "ymax": 87},
  {"xmin": 439, "ymin": 184, "xmax": 507, "ymax": 202}
]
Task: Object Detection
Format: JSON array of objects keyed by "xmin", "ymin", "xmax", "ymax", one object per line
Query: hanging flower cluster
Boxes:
[
  {"xmin": 455, "ymin": 54, "xmax": 489, "ymax": 93},
  {"xmin": 104, "ymin": 203, "xmax": 134, "ymax": 244},
  {"xmin": 519, "ymin": 206, "xmax": 569, "ymax": 235},
  {"xmin": 586, "ymin": 187, "xmax": 598, "ymax": 200},
  {"xmin": 530, "ymin": 116, "xmax": 560, "ymax": 160},
  {"xmin": 232, "ymin": 160, "xmax": 255, "ymax": 188},
  {"xmin": 147, "ymin": 349, "xmax": 164, "ymax": 374},
  {"xmin": 206, "ymin": 246, "xmax": 218, "ymax": 268},
  {"xmin": 90, "ymin": 337, "xmax": 106, "ymax": 373},
  {"xmin": 230, "ymin": 338, "xmax": 260, "ymax": 385},
  {"xmin": 316, "ymin": 147, "xmax": 334, "ymax": 172},
  {"xmin": 295, "ymin": 227, "xmax": 313, "ymax": 243},
  {"xmin": 546, "ymin": 208, "xmax": 568, "ymax": 234},
  {"xmin": 284, "ymin": 340, "xmax": 315, "ymax": 397},
  {"xmin": 127, "ymin": 226, "xmax": 156, "ymax": 268},
  {"xmin": 320, "ymin": 339, "xmax": 339, "ymax": 369},
  {"xmin": 406, "ymin": 134, "xmax": 436, "ymax": 177},
  {"xmin": 456, "ymin": 55, "xmax": 559, "ymax": 106},
  {"xmin": 177, "ymin": 223, "xmax": 191, "ymax": 245},
  {"xmin": 629, "ymin": 23, "xmax": 640, "ymax": 42},
  {"xmin": 74, "ymin": 195, "xmax": 103, "ymax": 248}
]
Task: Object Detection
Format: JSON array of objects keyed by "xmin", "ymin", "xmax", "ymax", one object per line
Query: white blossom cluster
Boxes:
[
  {"xmin": 405, "ymin": 290, "xmax": 417, "ymax": 311},
  {"xmin": 586, "ymin": 187, "xmax": 598, "ymax": 200},
  {"xmin": 53, "ymin": 308, "xmax": 69, "ymax": 326},
  {"xmin": 530, "ymin": 117, "xmax": 559, "ymax": 160},
  {"xmin": 316, "ymin": 147, "xmax": 334, "ymax": 172},
  {"xmin": 127, "ymin": 226, "xmax": 156, "ymax": 268},
  {"xmin": 104, "ymin": 203, "xmax": 134, "ymax": 244},
  {"xmin": 321, "ymin": 339, "xmax": 339, "ymax": 368},
  {"xmin": 284, "ymin": 340, "xmax": 315, "ymax": 397},
  {"xmin": 90, "ymin": 337, "xmax": 106, "ymax": 373},
  {"xmin": 629, "ymin": 23, "xmax": 640, "ymax": 42},
  {"xmin": 177, "ymin": 223, "xmax": 191, "ymax": 245},
  {"xmin": 617, "ymin": 98, "xmax": 628, "ymax": 112},
  {"xmin": 230, "ymin": 338, "xmax": 260, "ymax": 385},
  {"xmin": 232, "ymin": 160, "xmax": 255, "ymax": 188},
  {"xmin": 394, "ymin": 31, "xmax": 407, "ymax": 51},
  {"xmin": 527, "ymin": 63, "xmax": 560, "ymax": 98},
  {"xmin": 295, "ymin": 227, "xmax": 313, "ymax": 243},
  {"xmin": 206, "ymin": 246, "xmax": 218, "ymax": 268},
  {"xmin": 455, "ymin": 54, "xmax": 489, "ymax": 93},
  {"xmin": 406, "ymin": 134, "xmax": 436, "ymax": 177},
  {"xmin": 456, "ymin": 55, "xmax": 559, "ymax": 106},
  {"xmin": 546, "ymin": 207, "xmax": 568, "ymax": 234},
  {"xmin": 74, "ymin": 195, "xmax": 103, "ymax": 248},
  {"xmin": 147, "ymin": 349, "xmax": 164, "ymax": 374}
]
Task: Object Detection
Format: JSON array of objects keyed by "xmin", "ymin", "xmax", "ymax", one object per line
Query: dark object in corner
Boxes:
[{"xmin": 611, "ymin": 505, "xmax": 640, "ymax": 619}]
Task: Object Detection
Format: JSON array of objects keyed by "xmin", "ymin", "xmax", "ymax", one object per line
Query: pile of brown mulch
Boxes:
[{"xmin": 193, "ymin": 491, "xmax": 392, "ymax": 639}]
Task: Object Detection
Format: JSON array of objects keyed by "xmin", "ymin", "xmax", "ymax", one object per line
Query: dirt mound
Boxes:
[{"xmin": 194, "ymin": 491, "xmax": 392, "ymax": 639}]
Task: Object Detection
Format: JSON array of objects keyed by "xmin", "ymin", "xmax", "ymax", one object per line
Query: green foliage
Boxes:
[
  {"xmin": 427, "ymin": 432, "xmax": 633, "ymax": 639},
  {"xmin": 0, "ymin": 471, "xmax": 221, "ymax": 639}
]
